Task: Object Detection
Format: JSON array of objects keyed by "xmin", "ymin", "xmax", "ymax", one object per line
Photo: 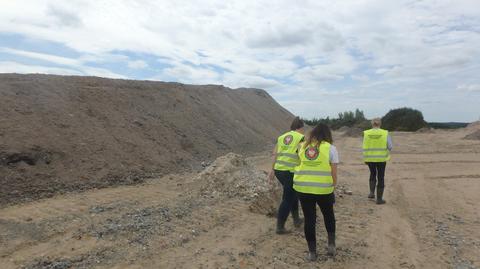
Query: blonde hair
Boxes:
[{"xmin": 371, "ymin": 118, "xmax": 381, "ymax": 127}]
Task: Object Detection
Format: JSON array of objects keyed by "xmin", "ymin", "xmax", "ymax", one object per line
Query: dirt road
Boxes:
[{"xmin": 1, "ymin": 129, "xmax": 479, "ymax": 268}]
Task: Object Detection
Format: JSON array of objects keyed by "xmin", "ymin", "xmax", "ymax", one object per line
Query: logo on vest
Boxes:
[
  {"xmin": 305, "ymin": 146, "xmax": 319, "ymax": 160},
  {"xmin": 283, "ymin": 135, "xmax": 294, "ymax": 145}
]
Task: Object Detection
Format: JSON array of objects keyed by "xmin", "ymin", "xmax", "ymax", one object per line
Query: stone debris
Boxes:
[{"xmin": 197, "ymin": 153, "xmax": 281, "ymax": 215}]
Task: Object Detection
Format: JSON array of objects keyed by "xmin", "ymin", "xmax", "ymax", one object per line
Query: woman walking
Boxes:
[
  {"xmin": 363, "ymin": 118, "xmax": 392, "ymax": 204},
  {"xmin": 293, "ymin": 123, "xmax": 338, "ymax": 261},
  {"xmin": 267, "ymin": 117, "xmax": 305, "ymax": 234}
]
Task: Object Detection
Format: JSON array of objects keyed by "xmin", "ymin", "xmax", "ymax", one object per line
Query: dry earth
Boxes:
[
  {"xmin": 0, "ymin": 74, "xmax": 293, "ymax": 206},
  {"xmin": 1, "ymin": 127, "xmax": 479, "ymax": 269}
]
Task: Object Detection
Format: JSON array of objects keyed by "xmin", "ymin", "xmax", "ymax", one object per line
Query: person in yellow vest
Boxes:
[
  {"xmin": 293, "ymin": 123, "xmax": 338, "ymax": 261},
  {"xmin": 363, "ymin": 118, "xmax": 392, "ymax": 204},
  {"xmin": 267, "ymin": 117, "xmax": 305, "ymax": 234}
]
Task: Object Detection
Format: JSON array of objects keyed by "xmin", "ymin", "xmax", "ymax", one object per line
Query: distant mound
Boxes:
[
  {"xmin": 341, "ymin": 127, "xmax": 363, "ymax": 137},
  {"xmin": 0, "ymin": 74, "xmax": 293, "ymax": 206},
  {"xmin": 464, "ymin": 130, "xmax": 480, "ymax": 140},
  {"xmin": 467, "ymin": 121, "xmax": 480, "ymax": 130},
  {"xmin": 337, "ymin": 126, "xmax": 350, "ymax": 132},
  {"xmin": 416, "ymin": 127, "xmax": 434, "ymax": 133}
]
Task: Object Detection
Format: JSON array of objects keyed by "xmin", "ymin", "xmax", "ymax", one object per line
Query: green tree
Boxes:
[
  {"xmin": 303, "ymin": 108, "xmax": 368, "ymax": 129},
  {"xmin": 382, "ymin": 107, "xmax": 427, "ymax": 131}
]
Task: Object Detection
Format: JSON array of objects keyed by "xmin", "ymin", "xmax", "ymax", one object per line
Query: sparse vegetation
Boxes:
[
  {"xmin": 304, "ymin": 107, "xmax": 453, "ymax": 132},
  {"xmin": 428, "ymin": 122, "xmax": 468, "ymax": 129},
  {"xmin": 303, "ymin": 109, "xmax": 369, "ymax": 130}
]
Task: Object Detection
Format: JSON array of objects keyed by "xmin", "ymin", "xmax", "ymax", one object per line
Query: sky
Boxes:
[{"xmin": 1, "ymin": 0, "xmax": 479, "ymax": 122}]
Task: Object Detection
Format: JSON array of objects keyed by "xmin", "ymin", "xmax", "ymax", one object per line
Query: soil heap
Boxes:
[{"xmin": 0, "ymin": 74, "xmax": 293, "ymax": 206}]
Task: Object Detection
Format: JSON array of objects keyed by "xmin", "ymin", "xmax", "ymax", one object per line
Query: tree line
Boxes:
[{"xmin": 304, "ymin": 107, "xmax": 435, "ymax": 132}]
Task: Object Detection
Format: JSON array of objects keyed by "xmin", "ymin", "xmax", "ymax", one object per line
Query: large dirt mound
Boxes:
[{"xmin": 0, "ymin": 74, "xmax": 293, "ymax": 206}]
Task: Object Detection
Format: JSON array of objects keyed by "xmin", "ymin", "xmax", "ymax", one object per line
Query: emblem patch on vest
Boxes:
[
  {"xmin": 305, "ymin": 146, "xmax": 319, "ymax": 160},
  {"xmin": 283, "ymin": 135, "xmax": 294, "ymax": 145}
]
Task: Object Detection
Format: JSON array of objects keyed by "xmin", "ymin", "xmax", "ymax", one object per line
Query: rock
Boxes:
[{"xmin": 343, "ymin": 190, "xmax": 353, "ymax": 195}]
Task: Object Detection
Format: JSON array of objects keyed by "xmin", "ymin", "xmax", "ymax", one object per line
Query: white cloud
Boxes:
[
  {"xmin": 0, "ymin": 48, "xmax": 125, "ymax": 78},
  {"xmin": 0, "ymin": 61, "xmax": 81, "ymax": 76},
  {"xmin": 0, "ymin": 0, "xmax": 479, "ymax": 121},
  {"xmin": 159, "ymin": 63, "xmax": 220, "ymax": 84},
  {"xmin": 457, "ymin": 84, "xmax": 480, "ymax": 92},
  {"xmin": 0, "ymin": 47, "xmax": 78, "ymax": 66}
]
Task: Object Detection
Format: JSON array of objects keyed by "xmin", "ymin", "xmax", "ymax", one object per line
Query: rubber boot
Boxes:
[
  {"xmin": 376, "ymin": 187, "xmax": 386, "ymax": 204},
  {"xmin": 276, "ymin": 219, "xmax": 288, "ymax": 234},
  {"xmin": 306, "ymin": 241, "xmax": 317, "ymax": 261},
  {"xmin": 327, "ymin": 232, "xmax": 336, "ymax": 256},
  {"xmin": 368, "ymin": 180, "xmax": 375, "ymax": 199}
]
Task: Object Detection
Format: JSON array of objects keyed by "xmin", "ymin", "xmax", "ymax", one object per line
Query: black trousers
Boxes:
[
  {"xmin": 298, "ymin": 192, "xmax": 335, "ymax": 244},
  {"xmin": 274, "ymin": 170, "xmax": 299, "ymax": 225},
  {"xmin": 366, "ymin": 162, "xmax": 386, "ymax": 190}
]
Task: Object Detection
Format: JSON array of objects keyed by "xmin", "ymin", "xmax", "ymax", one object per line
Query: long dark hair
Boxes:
[
  {"xmin": 304, "ymin": 123, "xmax": 333, "ymax": 148},
  {"xmin": 290, "ymin": 116, "xmax": 304, "ymax": 130}
]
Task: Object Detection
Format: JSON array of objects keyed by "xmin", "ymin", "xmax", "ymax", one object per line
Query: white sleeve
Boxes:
[
  {"xmin": 329, "ymin": 145, "xmax": 339, "ymax": 164},
  {"xmin": 387, "ymin": 135, "xmax": 393, "ymax": 151}
]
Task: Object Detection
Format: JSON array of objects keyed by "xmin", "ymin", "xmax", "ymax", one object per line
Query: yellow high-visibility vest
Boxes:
[
  {"xmin": 363, "ymin": 128, "xmax": 390, "ymax": 162},
  {"xmin": 293, "ymin": 141, "xmax": 334, "ymax": 195},
  {"xmin": 274, "ymin": 131, "xmax": 304, "ymax": 172}
]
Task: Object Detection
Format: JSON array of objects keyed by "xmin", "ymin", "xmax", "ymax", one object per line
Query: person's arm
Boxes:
[
  {"xmin": 267, "ymin": 144, "xmax": 277, "ymax": 182},
  {"xmin": 329, "ymin": 145, "xmax": 339, "ymax": 186},
  {"xmin": 387, "ymin": 135, "xmax": 393, "ymax": 151},
  {"xmin": 331, "ymin": 163, "xmax": 337, "ymax": 186}
]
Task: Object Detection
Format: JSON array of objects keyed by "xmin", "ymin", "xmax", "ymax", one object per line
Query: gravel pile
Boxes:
[{"xmin": 197, "ymin": 153, "xmax": 281, "ymax": 215}]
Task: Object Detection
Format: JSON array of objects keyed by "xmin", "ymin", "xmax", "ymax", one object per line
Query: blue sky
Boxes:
[{"xmin": 1, "ymin": 0, "xmax": 479, "ymax": 122}]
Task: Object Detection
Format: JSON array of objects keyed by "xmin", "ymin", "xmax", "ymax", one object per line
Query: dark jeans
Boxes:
[
  {"xmin": 274, "ymin": 170, "xmax": 299, "ymax": 225},
  {"xmin": 298, "ymin": 192, "xmax": 335, "ymax": 244},
  {"xmin": 366, "ymin": 162, "xmax": 386, "ymax": 191}
]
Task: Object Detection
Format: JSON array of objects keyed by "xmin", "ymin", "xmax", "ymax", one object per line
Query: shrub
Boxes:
[
  {"xmin": 303, "ymin": 109, "xmax": 367, "ymax": 130},
  {"xmin": 381, "ymin": 107, "xmax": 427, "ymax": 131}
]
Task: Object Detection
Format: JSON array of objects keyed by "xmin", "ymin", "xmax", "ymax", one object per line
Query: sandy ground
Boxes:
[{"xmin": 1, "ymin": 128, "xmax": 479, "ymax": 269}]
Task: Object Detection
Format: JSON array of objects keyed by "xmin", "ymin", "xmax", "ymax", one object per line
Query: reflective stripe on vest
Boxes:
[
  {"xmin": 274, "ymin": 131, "xmax": 304, "ymax": 172},
  {"xmin": 362, "ymin": 148, "xmax": 388, "ymax": 152},
  {"xmin": 275, "ymin": 160, "xmax": 297, "ymax": 167},
  {"xmin": 294, "ymin": 170, "xmax": 331, "ymax": 176},
  {"xmin": 276, "ymin": 152, "xmax": 299, "ymax": 159},
  {"xmin": 294, "ymin": 181, "xmax": 334, "ymax": 188},
  {"xmin": 363, "ymin": 129, "xmax": 390, "ymax": 162},
  {"xmin": 293, "ymin": 141, "xmax": 334, "ymax": 195}
]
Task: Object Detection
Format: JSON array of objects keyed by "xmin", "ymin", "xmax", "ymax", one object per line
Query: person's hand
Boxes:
[{"xmin": 267, "ymin": 170, "xmax": 275, "ymax": 183}]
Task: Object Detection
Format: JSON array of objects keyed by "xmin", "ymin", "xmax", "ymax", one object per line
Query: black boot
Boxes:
[
  {"xmin": 376, "ymin": 187, "xmax": 386, "ymax": 204},
  {"xmin": 368, "ymin": 180, "xmax": 375, "ymax": 199},
  {"xmin": 292, "ymin": 211, "xmax": 303, "ymax": 228},
  {"xmin": 327, "ymin": 232, "xmax": 336, "ymax": 256},
  {"xmin": 306, "ymin": 241, "xmax": 317, "ymax": 261},
  {"xmin": 276, "ymin": 219, "xmax": 288, "ymax": 234}
]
